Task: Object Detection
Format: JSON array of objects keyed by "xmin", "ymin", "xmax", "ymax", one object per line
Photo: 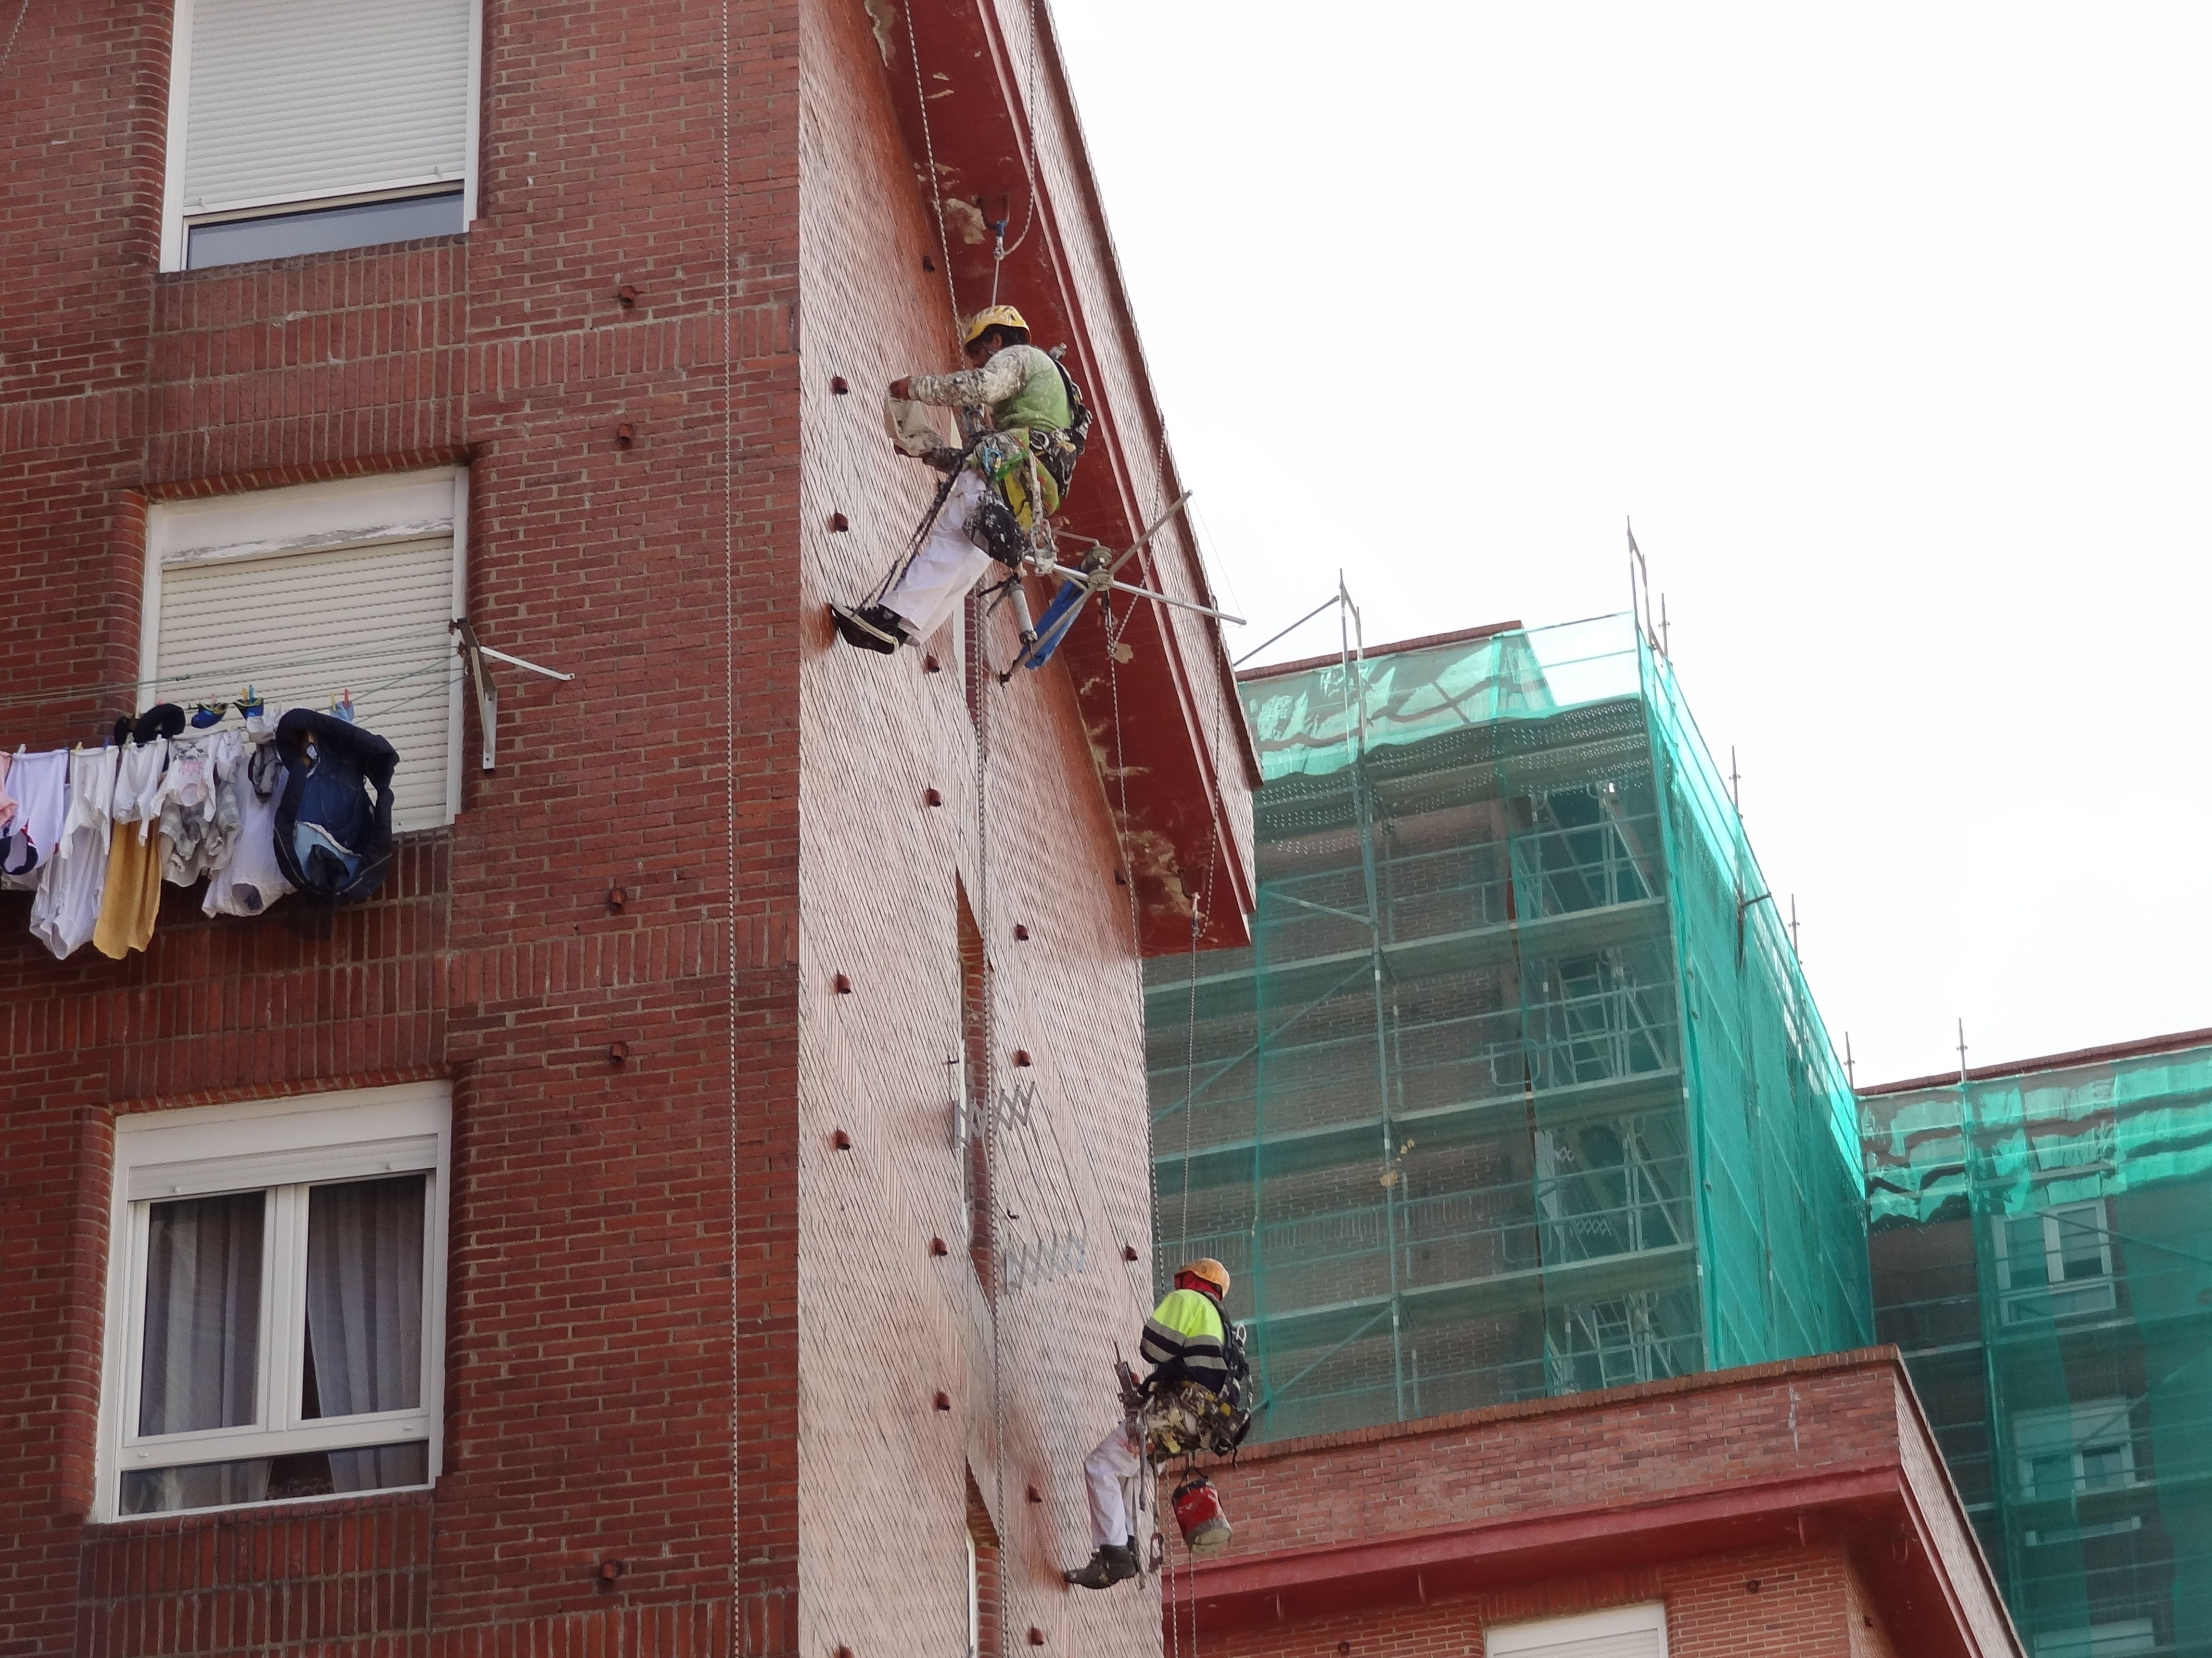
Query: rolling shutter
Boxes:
[
  {"xmin": 1487, "ymin": 1604, "xmax": 1668, "ymax": 1658},
  {"xmin": 181, "ymin": 0, "xmax": 473, "ymax": 215},
  {"xmin": 154, "ymin": 538, "xmax": 457, "ymax": 832}
]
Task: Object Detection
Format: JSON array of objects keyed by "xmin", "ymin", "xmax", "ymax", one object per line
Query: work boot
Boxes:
[
  {"xmin": 1062, "ymin": 1543, "xmax": 1139, "ymax": 1589},
  {"xmin": 829, "ymin": 602, "xmax": 904, "ymax": 654}
]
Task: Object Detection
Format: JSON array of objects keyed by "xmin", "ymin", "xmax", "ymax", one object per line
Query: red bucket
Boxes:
[{"xmin": 1172, "ymin": 1472, "xmax": 1232, "ymax": 1554}]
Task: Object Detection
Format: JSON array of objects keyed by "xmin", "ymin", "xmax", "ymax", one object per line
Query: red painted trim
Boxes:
[
  {"xmin": 1185, "ymin": 1463, "xmax": 1899, "ymax": 1607},
  {"xmin": 1859, "ymin": 1026, "xmax": 2212, "ymax": 1094}
]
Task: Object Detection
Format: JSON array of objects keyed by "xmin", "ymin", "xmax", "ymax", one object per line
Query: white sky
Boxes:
[{"xmin": 1053, "ymin": 2, "xmax": 2212, "ymax": 1088}]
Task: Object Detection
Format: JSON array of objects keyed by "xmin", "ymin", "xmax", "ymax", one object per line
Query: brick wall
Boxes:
[
  {"xmin": 1178, "ymin": 1352, "xmax": 2016, "ymax": 1658},
  {"xmin": 791, "ymin": 1, "xmax": 1164, "ymax": 1654},
  {"xmin": 3, "ymin": 2, "xmax": 1227, "ymax": 1656},
  {"xmin": 3, "ymin": 0, "xmax": 796, "ymax": 1647}
]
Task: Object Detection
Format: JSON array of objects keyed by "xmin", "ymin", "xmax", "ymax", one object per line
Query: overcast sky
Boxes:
[{"xmin": 1054, "ymin": 2, "xmax": 2211, "ymax": 1088}]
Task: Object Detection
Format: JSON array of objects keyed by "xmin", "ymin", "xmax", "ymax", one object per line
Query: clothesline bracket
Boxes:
[{"xmin": 450, "ymin": 619, "xmax": 574, "ymax": 773}]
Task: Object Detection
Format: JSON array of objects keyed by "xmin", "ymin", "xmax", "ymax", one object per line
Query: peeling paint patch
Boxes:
[
  {"xmin": 1118, "ymin": 825, "xmax": 1194, "ymax": 920},
  {"xmin": 862, "ymin": 0, "xmax": 896, "ymax": 64},
  {"xmin": 942, "ymin": 196, "xmax": 988, "ymax": 244}
]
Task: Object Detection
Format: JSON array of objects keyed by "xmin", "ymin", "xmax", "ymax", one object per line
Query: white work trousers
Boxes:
[
  {"xmin": 883, "ymin": 470, "xmax": 992, "ymax": 640},
  {"xmin": 1083, "ymin": 1422, "xmax": 1143, "ymax": 1547}
]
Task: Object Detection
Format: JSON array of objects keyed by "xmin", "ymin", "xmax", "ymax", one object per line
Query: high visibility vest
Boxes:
[
  {"xmin": 1140, "ymin": 1288, "xmax": 1229, "ymax": 1393},
  {"xmin": 986, "ymin": 344, "xmax": 1072, "ymax": 435}
]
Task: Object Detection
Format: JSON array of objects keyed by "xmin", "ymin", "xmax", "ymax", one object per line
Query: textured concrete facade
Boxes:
[{"xmin": 0, "ymin": 2, "xmax": 1251, "ymax": 1655}]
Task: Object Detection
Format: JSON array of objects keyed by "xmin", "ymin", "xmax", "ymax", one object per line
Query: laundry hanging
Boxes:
[{"xmin": 4, "ymin": 692, "xmax": 406, "ymax": 963}]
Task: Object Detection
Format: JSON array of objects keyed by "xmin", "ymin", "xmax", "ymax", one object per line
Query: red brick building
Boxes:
[
  {"xmin": 1, "ymin": 2, "xmax": 1254, "ymax": 1656},
  {"xmin": 1177, "ymin": 1351, "xmax": 2021, "ymax": 1658}
]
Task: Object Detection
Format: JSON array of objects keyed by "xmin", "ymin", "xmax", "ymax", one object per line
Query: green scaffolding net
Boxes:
[
  {"xmin": 1866, "ymin": 1041, "xmax": 2212, "ymax": 1658},
  {"xmin": 1146, "ymin": 613, "xmax": 1871, "ymax": 1442}
]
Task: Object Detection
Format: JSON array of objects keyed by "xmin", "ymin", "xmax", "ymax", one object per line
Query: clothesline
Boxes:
[{"xmin": 0, "ymin": 643, "xmax": 458, "ymax": 720}]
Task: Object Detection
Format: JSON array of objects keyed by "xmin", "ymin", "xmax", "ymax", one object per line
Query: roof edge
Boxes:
[
  {"xmin": 1225, "ymin": 1346, "xmax": 1901, "ymax": 1465},
  {"xmin": 1858, "ymin": 1026, "xmax": 2212, "ymax": 1097},
  {"xmin": 1238, "ymin": 619, "xmax": 1526, "ymax": 683}
]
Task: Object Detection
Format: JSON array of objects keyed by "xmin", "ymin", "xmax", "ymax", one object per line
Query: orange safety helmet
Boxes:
[{"xmin": 1177, "ymin": 1258, "xmax": 1231, "ymax": 1297}]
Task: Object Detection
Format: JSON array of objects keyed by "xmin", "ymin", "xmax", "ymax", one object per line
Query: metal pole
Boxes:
[{"xmin": 1336, "ymin": 573, "xmax": 1406, "ymax": 1420}]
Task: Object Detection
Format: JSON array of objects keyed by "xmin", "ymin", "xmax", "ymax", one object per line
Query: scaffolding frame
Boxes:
[
  {"xmin": 1866, "ymin": 1041, "xmax": 2212, "ymax": 1658},
  {"xmin": 1147, "ymin": 611, "xmax": 1870, "ymax": 1443}
]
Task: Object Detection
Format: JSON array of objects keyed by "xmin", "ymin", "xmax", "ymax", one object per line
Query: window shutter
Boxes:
[
  {"xmin": 154, "ymin": 538, "xmax": 457, "ymax": 832},
  {"xmin": 182, "ymin": 0, "xmax": 473, "ymax": 215},
  {"xmin": 1487, "ymin": 1604, "xmax": 1668, "ymax": 1658}
]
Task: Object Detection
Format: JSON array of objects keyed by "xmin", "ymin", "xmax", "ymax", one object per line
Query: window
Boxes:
[
  {"xmin": 97, "ymin": 1083, "xmax": 451, "ymax": 1519},
  {"xmin": 143, "ymin": 470, "xmax": 467, "ymax": 833},
  {"xmin": 2014, "ymin": 1398, "xmax": 2137, "ymax": 1503},
  {"xmin": 1486, "ymin": 1601, "xmax": 1668, "ymax": 1657},
  {"xmin": 1996, "ymin": 1200, "xmax": 2116, "ymax": 1322},
  {"xmin": 160, "ymin": 0, "xmax": 482, "ymax": 270}
]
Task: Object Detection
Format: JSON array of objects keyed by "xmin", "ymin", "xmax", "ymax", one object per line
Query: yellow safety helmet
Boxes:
[
  {"xmin": 962, "ymin": 305, "xmax": 1030, "ymax": 345},
  {"xmin": 1179, "ymin": 1258, "xmax": 1232, "ymax": 1295}
]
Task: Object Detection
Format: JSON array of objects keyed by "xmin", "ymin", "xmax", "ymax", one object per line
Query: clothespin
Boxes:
[{"xmin": 331, "ymin": 689, "xmax": 356, "ymax": 724}]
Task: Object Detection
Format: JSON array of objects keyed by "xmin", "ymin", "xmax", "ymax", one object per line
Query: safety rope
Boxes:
[
  {"xmin": 0, "ymin": 0, "xmax": 32, "ymax": 85},
  {"xmin": 904, "ymin": 0, "xmax": 964, "ymax": 340},
  {"xmin": 967, "ymin": 511, "xmax": 1012, "ymax": 1658},
  {"xmin": 714, "ymin": 0, "xmax": 758, "ymax": 1645},
  {"xmin": 864, "ymin": 438, "xmax": 978, "ymax": 608}
]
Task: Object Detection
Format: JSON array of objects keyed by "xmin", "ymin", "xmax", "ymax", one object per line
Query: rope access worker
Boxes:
[
  {"xmin": 832, "ymin": 304, "xmax": 1086, "ymax": 654},
  {"xmin": 1064, "ymin": 1257, "xmax": 1236, "ymax": 1590}
]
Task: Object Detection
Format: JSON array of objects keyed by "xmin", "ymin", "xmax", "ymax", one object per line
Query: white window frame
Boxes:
[
  {"xmin": 1995, "ymin": 1199, "xmax": 2116, "ymax": 1323},
  {"xmin": 2013, "ymin": 1397, "xmax": 2138, "ymax": 1503},
  {"xmin": 1487, "ymin": 1601, "xmax": 1669, "ymax": 1657},
  {"xmin": 140, "ymin": 467, "xmax": 469, "ymax": 829},
  {"xmin": 156, "ymin": 0, "xmax": 485, "ymax": 272},
  {"xmin": 94, "ymin": 1081, "xmax": 453, "ymax": 1522}
]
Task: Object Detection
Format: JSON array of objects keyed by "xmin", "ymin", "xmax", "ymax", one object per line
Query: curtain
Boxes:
[
  {"xmin": 304, "ymin": 1173, "xmax": 426, "ymax": 1492},
  {"xmin": 139, "ymin": 1191, "xmax": 264, "ymax": 1435}
]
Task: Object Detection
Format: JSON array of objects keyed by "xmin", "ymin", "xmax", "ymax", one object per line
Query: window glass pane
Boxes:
[
  {"xmin": 118, "ymin": 1441, "xmax": 428, "ymax": 1516},
  {"xmin": 2004, "ymin": 1215, "xmax": 2049, "ymax": 1286},
  {"xmin": 185, "ymin": 191, "xmax": 465, "ymax": 270},
  {"xmin": 139, "ymin": 1191, "xmax": 264, "ymax": 1436},
  {"xmin": 303, "ymin": 1174, "xmax": 427, "ymax": 1420},
  {"xmin": 2080, "ymin": 1444, "xmax": 2127, "ymax": 1489},
  {"xmin": 2027, "ymin": 1452, "xmax": 2073, "ymax": 1498},
  {"xmin": 2055, "ymin": 1207, "xmax": 2105, "ymax": 1278}
]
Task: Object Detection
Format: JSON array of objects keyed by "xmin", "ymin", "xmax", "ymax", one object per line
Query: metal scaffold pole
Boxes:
[{"xmin": 1336, "ymin": 574, "xmax": 1407, "ymax": 1419}]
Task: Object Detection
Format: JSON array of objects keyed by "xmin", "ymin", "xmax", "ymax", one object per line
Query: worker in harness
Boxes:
[
  {"xmin": 832, "ymin": 305, "xmax": 1088, "ymax": 653},
  {"xmin": 1064, "ymin": 1257, "xmax": 1242, "ymax": 1590}
]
